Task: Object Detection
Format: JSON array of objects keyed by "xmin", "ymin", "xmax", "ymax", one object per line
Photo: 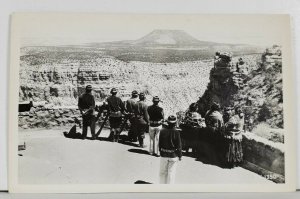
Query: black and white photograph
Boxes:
[{"xmin": 8, "ymin": 13, "xmax": 296, "ymax": 192}]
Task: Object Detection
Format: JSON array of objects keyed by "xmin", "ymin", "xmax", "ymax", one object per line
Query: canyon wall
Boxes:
[
  {"xmin": 194, "ymin": 45, "xmax": 285, "ymax": 182},
  {"xmin": 19, "ymin": 46, "xmax": 214, "ymax": 127},
  {"xmin": 197, "ymin": 45, "xmax": 283, "ymax": 130}
]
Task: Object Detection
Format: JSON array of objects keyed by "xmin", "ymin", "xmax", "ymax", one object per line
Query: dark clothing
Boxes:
[
  {"xmin": 106, "ymin": 95, "xmax": 124, "ymax": 114},
  {"xmin": 109, "ymin": 117, "xmax": 123, "ymax": 129},
  {"xmin": 78, "ymin": 93, "xmax": 96, "ymax": 138},
  {"xmin": 82, "ymin": 115, "xmax": 96, "ymax": 138},
  {"xmin": 134, "ymin": 100, "xmax": 150, "ymax": 123},
  {"xmin": 125, "ymin": 97, "xmax": 139, "ymax": 142},
  {"xmin": 78, "ymin": 93, "xmax": 95, "ymax": 115},
  {"xmin": 159, "ymin": 126, "xmax": 182, "ymax": 158},
  {"xmin": 134, "ymin": 100, "xmax": 149, "ymax": 146},
  {"xmin": 204, "ymin": 110, "xmax": 225, "ymax": 166},
  {"xmin": 147, "ymin": 105, "xmax": 164, "ymax": 127},
  {"xmin": 106, "ymin": 95, "xmax": 124, "ymax": 142},
  {"xmin": 125, "ymin": 97, "xmax": 138, "ymax": 113}
]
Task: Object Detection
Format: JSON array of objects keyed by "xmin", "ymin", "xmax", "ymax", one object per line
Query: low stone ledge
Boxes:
[{"xmin": 242, "ymin": 132, "xmax": 285, "ymax": 182}]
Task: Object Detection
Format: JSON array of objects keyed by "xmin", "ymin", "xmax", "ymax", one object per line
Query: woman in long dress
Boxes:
[{"xmin": 224, "ymin": 107, "xmax": 245, "ymax": 168}]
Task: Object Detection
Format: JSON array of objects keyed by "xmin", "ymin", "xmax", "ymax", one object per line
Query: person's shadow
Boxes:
[
  {"xmin": 128, "ymin": 148, "xmax": 150, "ymax": 155},
  {"xmin": 134, "ymin": 180, "xmax": 152, "ymax": 184}
]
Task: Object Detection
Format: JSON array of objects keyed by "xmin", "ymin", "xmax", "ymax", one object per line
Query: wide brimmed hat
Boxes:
[
  {"xmin": 167, "ymin": 115, "xmax": 177, "ymax": 124},
  {"xmin": 132, "ymin": 90, "xmax": 138, "ymax": 95},
  {"xmin": 152, "ymin": 96, "xmax": 160, "ymax": 102},
  {"xmin": 110, "ymin": 88, "xmax": 117, "ymax": 94},
  {"xmin": 86, "ymin": 85, "xmax": 92, "ymax": 90},
  {"xmin": 139, "ymin": 93, "xmax": 145, "ymax": 97}
]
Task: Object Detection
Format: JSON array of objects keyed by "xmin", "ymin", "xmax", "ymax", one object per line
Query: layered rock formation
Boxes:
[
  {"xmin": 197, "ymin": 45, "xmax": 283, "ymax": 134},
  {"xmin": 19, "ymin": 46, "xmax": 213, "ymax": 128}
]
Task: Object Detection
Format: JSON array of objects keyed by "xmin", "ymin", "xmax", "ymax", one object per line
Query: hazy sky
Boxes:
[{"xmin": 17, "ymin": 14, "xmax": 290, "ymax": 47}]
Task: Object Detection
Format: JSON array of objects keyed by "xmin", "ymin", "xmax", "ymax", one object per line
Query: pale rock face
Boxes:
[{"xmin": 19, "ymin": 47, "xmax": 213, "ymax": 126}]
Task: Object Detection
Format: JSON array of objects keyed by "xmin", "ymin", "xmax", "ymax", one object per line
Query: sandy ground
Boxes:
[{"xmin": 18, "ymin": 127, "xmax": 273, "ymax": 184}]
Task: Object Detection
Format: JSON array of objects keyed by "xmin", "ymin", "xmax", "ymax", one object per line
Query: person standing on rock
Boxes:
[
  {"xmin": 124, "ymin": 90, "xmax": 139, "ymax": 142},
  {"xmin": 159, "ymin": 115, "xmax": 182, "ymax": 184},
  {"xmin": 106, "ymin": 88, "xmax": 125, "ymax": 142},
  {"xmin": 78, "ymin": 85, "xmax": 96, "ymax": 139},
  {"xmin": 134, "ymin": 92, "xmax": 149, "ymax": 148},
  {"xmin": 147, "ymin": 96, "xmax": 164, "ymax": 156}
]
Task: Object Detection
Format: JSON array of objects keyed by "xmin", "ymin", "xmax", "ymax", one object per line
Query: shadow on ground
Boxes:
[
  {"xmin": 128, "ymin": 148, "xmax": 150, "ymax": 155},
  {"xmin": 134, "ymin": 180, "xmax": 152, "ymax": 184}
]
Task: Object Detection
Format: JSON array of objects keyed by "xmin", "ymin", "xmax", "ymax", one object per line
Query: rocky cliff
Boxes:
[
  {"xmin": 197, "ymin": 45, "xmax": 283, "ymax": 138},
  {"xmin": 19, "ymin": 46, "xmax": 215, "ymax": 128}
]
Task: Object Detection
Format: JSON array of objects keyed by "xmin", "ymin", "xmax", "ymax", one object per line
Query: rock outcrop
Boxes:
[{"xmin": 197, "ymin": 45, "xmax": 283, "ymax": 135}]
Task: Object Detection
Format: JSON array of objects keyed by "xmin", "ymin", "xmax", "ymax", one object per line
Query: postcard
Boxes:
[{"xmin": 8, "ymin": 13, "xmax": 297, "ymax": 192}]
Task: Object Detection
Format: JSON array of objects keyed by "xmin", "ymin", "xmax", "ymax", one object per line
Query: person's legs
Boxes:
[
  {"xmin": 82, "ymin": 116, "xmax": 88, "ymax": 139},
  {"xmin": 130, "ymin": 117, "xmax": 138, "ymax": 142},
  {"xmin": 149, "ymin": 127, "xmax": 155, "ymax": 154},
  {"xmin": 115, "ymin": 127, "xmax": 121, "ymax": 142},
  {"xmin": 137, "ymin": 122, "xmax": 146, "ymax": 147},
  {"xmin": 90, "ymin": 116, "xmax": 96, "ymax": 139},
  {"xmin": 138, "ymin": 133, "xmax": 145, "ymax": 147},
  {"xmin": 159, "ymin": 157, "xmax": 168, "ymax": 184},
  {"xmin": 166, "ymin": 157, "xmax": 178, "ymax": 184},
  {"xmin": 154, "ymin": 126, "xmax": 161, "ymax": 155}
]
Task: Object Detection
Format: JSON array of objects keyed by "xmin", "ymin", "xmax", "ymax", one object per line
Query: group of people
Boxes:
[
  {"xmin": 77, "ymin": 84, "xmax": 245, "ymax": 184},
  {"xmin": 78, "ymin": 85, "xmax": 182, "ymax": 184},
  {"xmin": 181, "ymin": 101, "xmax": 245, "ymax": 168}
]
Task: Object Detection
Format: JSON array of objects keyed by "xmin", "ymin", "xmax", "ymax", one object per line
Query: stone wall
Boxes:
[
  {"xmin": 242, "ymin": 132, "xmax": 285, "ymax": 183},
  {"xmin": 18, "ymin": 106, "xmax": 80, "ymax": 129}
]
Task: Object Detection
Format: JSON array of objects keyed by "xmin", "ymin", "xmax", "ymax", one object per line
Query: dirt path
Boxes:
[{"xmin": 18, "ymin": 127, "xmax": 273, "ymax": 184}]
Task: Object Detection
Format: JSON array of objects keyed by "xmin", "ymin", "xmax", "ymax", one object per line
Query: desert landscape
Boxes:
[{"xmin": 18, "ymin": 29, "xmax": 285, "ymax": 184}]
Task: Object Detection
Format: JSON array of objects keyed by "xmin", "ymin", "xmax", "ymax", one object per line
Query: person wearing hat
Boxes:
[
  {"xmin": 124, "ymin": 90, "xmax": 139, "ymax": 142},
  {"xmin": 158, "ymin": 115, "xmax": 182, "ymax": 184},
  {"xmin": 147, "ymin": 96, "xmax": 164, "ymax": 156},
  {"xmin": 78, "ymin": 85, "xmax": 96, "ymax": 139},
  {"xmin": 133, "ymin": 92, "xmax": 149, "ymax": 148},
  {"xmin": 106, "ymin": 88, "xmax": 125, "ymax": 142}
]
